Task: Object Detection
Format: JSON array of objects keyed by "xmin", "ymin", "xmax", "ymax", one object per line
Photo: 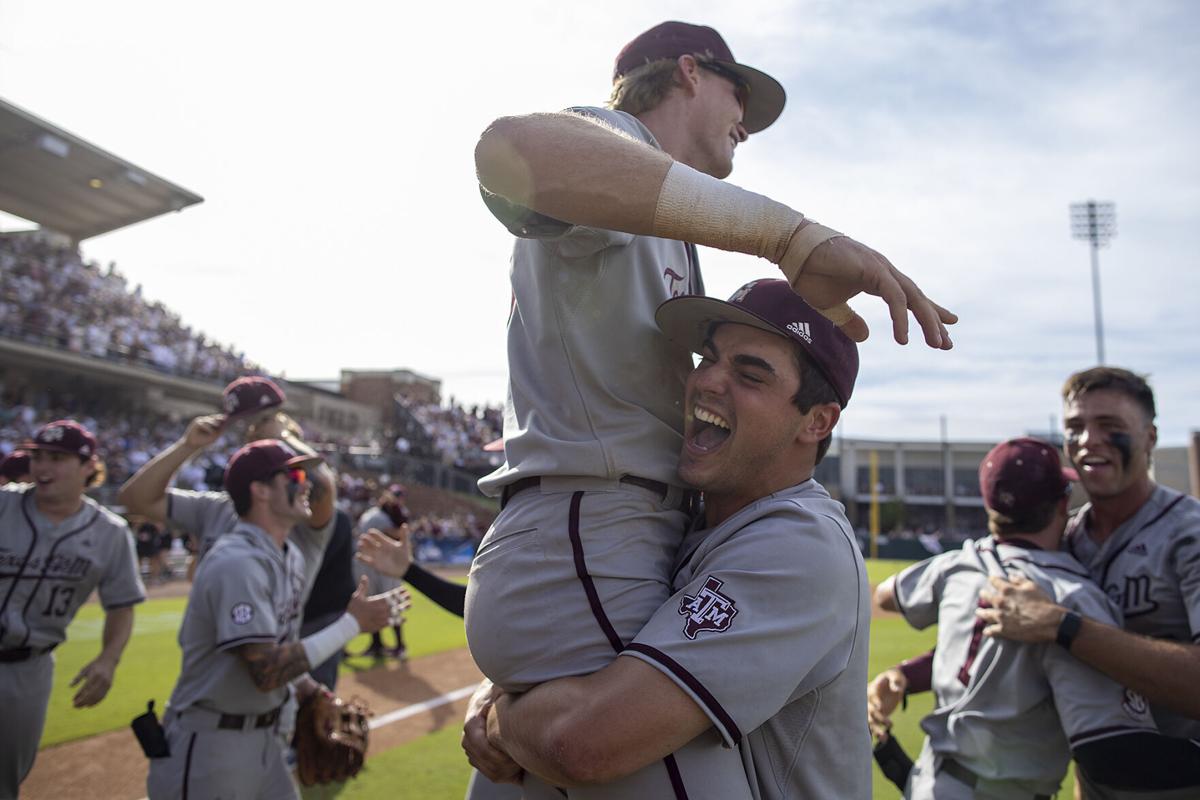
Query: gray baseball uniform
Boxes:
[
  {"xmin": 894, "ymin": 536, "xmax": 1157, "ymax": 800},
  {"xmin": 167, "ymin": 488, "xmax": 332, "ymax": 603},
  {"xmin": 1065, "ymin": 485, "xmax": 1200, "ymax": 740},
  {"xmin": 0, "ymin": 483, "xmax": 145, "ymax": 795},
  {"xmin": 619, "ymin": 479, "xmax": 871, "ymax": 800},
  {"xmin": 147, "ymin": 520, "xmax": 307, "ymax": 800},
  {"xmin": 466, "ymin": 105, "xmax": 732, "ymax": 798},
  {"xmin": 354, "ymin": 506, "xmax": 403, "ymax": 594}
]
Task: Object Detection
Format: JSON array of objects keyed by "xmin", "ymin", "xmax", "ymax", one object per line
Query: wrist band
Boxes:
[{"xmin": 1056, "ymin": 611, "xmax": 1082, "ymax": 649}]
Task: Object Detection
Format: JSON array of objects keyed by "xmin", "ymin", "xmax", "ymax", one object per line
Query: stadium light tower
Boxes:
[{"xmin": 1070, "ymin": 200, "xmax": 1116, "ymax": 364}]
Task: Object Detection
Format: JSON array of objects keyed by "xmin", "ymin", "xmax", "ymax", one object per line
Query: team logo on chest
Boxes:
[
  {"xmin": 679, "ymin": 575, "xmax": 738, "ymax": 639},
  {"xmin": 230, "ymin": 602, "xmax": 255, "ymax": 625}
]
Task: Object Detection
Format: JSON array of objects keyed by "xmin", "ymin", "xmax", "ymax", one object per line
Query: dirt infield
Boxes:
[{"xmin": 23, "ymin": 648, "xmax": 484, "ymax": 800}]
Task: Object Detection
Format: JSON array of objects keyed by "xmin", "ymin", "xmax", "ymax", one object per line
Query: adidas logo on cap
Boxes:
[{"xmin": 787, "ymin": 321, "xmax": 812, "ymax": 343}]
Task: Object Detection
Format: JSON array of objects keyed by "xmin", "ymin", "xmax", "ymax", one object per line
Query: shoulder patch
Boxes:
[
  {"xmin": 230, "ymin": 602, "xmax": 255, "ymax": 625},
  {"xmin": 1122, "ymin": 688, "xmax": 1149, "ymax": 719},
  {"xmin": 678, "ymin": 576, "xmax": 738, "ymax": 639}
]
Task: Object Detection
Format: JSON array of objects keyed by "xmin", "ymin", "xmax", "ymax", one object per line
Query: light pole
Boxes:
[{"xmin": 1070, "ymin": 200, "xmax": 1116, "ymax": 364}]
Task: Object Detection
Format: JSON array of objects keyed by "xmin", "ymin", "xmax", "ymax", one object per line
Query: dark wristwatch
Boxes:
[{"xmin": 1056, "ymin": 610, "xmax": 1083, "ymax": 649}]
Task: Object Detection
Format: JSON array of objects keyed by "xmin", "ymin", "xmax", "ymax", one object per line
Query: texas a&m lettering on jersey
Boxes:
[
  {"xmin": 1108, "ymin": 573, "xmax": 1159, "ymax": 618},
  {"xmin": 678, "ymin": 575, "xmax": 738, "ymax": 639}
]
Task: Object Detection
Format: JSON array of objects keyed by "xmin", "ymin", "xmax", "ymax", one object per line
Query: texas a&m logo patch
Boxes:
[{"xmin": 679, "ymin": 576, "xmax": 738, "ymax": 639}]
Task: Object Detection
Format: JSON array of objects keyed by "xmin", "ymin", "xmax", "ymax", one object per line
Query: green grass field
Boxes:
[{"xmin": 43, "ymin": 560, "xmax": 1075, "ymax": 798}]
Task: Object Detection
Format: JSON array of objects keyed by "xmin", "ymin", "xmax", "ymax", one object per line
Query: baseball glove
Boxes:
[{"xmin": 295, "ymin": 690, "xmax": 371, "ymax": 786}]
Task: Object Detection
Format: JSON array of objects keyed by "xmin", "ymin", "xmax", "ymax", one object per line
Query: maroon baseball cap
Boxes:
[
  {"xmin": 979, "ymin": 437, "xmax": 1078, "ymax": 516},
  {"xmin": 23, "ymin": 420, "xmax": 97, "ymax": 458},
  {"xmin": 655, "ymin": 279, "xmax": 859, "ymax": 406},
  {"xmin": 0, "ymin": 450, "xmax": 31, "ymax": 481},
  {"xmin": 614, "ymin": 21, "xmax": 786, "ymax": 133},
  {"xmin": 222, "ymin": 376, "xmax": 286, "ymax": 420},
  {"xmin": 223, "ymin": 439, "xmax": 321, "ymax": 504}
]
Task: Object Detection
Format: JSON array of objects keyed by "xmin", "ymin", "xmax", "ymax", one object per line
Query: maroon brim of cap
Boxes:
[
  {"xmin": 286, "ymin": 453, "xmax": 323, "ymax": 470},
  {"xmin": 719, "ymin": 60, "xmax": 785, "ymax": 133},
  {"xmin": 655, "ymin": 294, "xmax": 850, "ymax": 406},
  {"xmin": 20, "ymin": 441, "xmax": 87, "ymax": 456},
  {"xmin": 224, "ymin": 400, "xmax": 283, "ymax": 422}
]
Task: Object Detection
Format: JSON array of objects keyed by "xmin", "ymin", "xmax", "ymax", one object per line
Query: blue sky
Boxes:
[{"xmin": 1, "ymin": 0, "xmax": 1197, "ymax": 443}]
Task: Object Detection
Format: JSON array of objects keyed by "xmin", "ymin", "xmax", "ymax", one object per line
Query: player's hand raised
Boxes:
[
  {"xmin": 347, "ymin": 576, "xmax": 396, "ymax": 633},
  {"xmin": 356, "ymin": 526, "xmax": 413, "ymax": 579},
  {"xmin": 784, "ymin": 233, "xmax": 956, "ymax": 349},
  {"xmin": 182, "ymin": 414, "xmax": 226, "ymax": 450}
]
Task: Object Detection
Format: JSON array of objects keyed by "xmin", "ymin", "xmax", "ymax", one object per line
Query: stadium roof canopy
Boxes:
[{"xmin": 0, "ymin": 97, "xmax": 202, "ymax": 242}]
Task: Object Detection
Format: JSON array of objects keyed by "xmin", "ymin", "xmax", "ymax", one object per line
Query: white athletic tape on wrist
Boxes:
[
  {"xmin": 652, "ymin": 162, "xmax": 803, "ymax": 263},
  {"xmin": 301, "ymin": 612, "xmax": 360, "ymax": 669},
  {"xmin": 778, "ymin": 222, "xmax": 846, "ymax": 285},
  {"xmin": 816, "ymin": 302, "xmax": 856, "ymax": 326}
]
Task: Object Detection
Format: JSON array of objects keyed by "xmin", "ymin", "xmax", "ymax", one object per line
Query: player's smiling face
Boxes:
[
  {"xmin": 680, "ymin": 323, "xmax": 806, "ymax": 517},
  {"xmin": 266, "ymin": 470, "xmax": 311, "ymax": 523},
  {"xmin": 30, "ymin": 450, "xmax": 92, "ymax": 503},
  {"xmin": 692, "ymin": 63, "xmax": 748, "ymax": 179},
  {"xmin": 1063, "ymin": 389, "xmax": 1156, "ymax": 500}
]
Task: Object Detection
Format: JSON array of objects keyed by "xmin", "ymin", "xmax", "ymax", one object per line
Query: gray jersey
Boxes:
[
  {"xmin": 623, "ymin": 480, "xmax": 872, "ymax": 800},
  {"xmin": 1065, "ymin": 485, "xmax": 1200, "ymax": 739},
  {"xmin": 167, "ymin": 521, "xmax": 306, "ymax": 715},
  {"xmin": 894, "ymin": 537, "xmax": 1156, "ymax": 794},
  {"xmin": 0, "ymin": 484, "xmax": 145, "ymax": 650},
  {"xmin": 167, "ymin": 487, "xmax": 332, "ymax": 602},
  {"xmin": 477, "ymin": 106, "xmax": 702, "ymax": 496},
  {"xmin": 355, "ymin": 506, "xmax": 397, "ymax": 535},
  {"xmin": 354, "ymin": 506, "xmax": 403, "ymax": 594}
]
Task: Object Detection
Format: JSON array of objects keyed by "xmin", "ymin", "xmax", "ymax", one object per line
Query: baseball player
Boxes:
[
  {"xmin": 465, "ymin": 20, "xmax": 951, "ymax": 797},
  {"xmin": 353, "ymin": 484, "xmax": 408, "ymax": 658},
  {"xmin": 119, "ymin": 376, "xmax": 337, "ymax": 598},
  {"xmin": 466, "ymin": 281, "xmax": 871, "ymax": 799},
  {"xmin": 0, "ymin": 450, "xmax": 30, "ymax": 485},
  {"xmin": 145, "ymin": 440, "xmax": 397, "ymax": 800},
  {"xmin": 0, "ymin": 420, "xmax": 145, "ymax": 796},
  {"xmin": 876, "ymin": 437, "xmax": 1200, "ymax": 799},
  {"xmin": 974, "ymin": 367, "xmax": 1200, "ymax": 797}
]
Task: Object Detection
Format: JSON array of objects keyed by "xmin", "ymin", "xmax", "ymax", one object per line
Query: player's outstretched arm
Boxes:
[
  {"xmin": 118, "ymin": 413, "xmax": 226, "ymax": 522},
  {"xmin": 481, "ymin": 655, "xmax": 711, "ymax": 786},
  {"xmin": 237, "ymin": 577, "xmax": 399, "ymax": 692},
  {"xmin": 71, "ymin": 605, "xmax": 134, "ymax": 708},
  {"xmin": 979, "ymin": 575, "xmax": 1200, "ymax": 719},
  {"xmin": 476, "ymin": 112, "xmax": 956, "ymax": 348}
]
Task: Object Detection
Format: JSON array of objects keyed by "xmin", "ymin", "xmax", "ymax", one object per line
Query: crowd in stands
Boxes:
[
  {"xmin": 0, "ymin": 237, "xmax": 262, "ymax": 384},
  {"xmin": 2, "ymin": 234, "xmax": 504, "ymax": 571},
  {"xmin": 402, "ymin": 397, "xmax": 503, "ymax": 472}
]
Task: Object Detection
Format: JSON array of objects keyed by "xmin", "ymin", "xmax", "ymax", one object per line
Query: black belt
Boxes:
[
  {"xmin": 501, "ymin": 475, "xmax": 695, "ymax": 513},
  {"xmin": 216, "ymin": 706, "xmax": 282, "ymax": 731},
  {"xmin": 938, "ymin": 758, "xmax": 1050, "ymax": 800},
  {"xmin": 0, "ymin": 646, "xmax": 55, "ymax": 663}
]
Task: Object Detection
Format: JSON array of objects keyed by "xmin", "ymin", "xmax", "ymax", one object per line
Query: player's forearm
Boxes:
[
  {"xmin": 98, "ymin": 606, "xmax": 135, "ymax": 666},
  {"xmin": 403, "ymin": 563, "xmax": 466, "ymax": 617},
  {"xmin": 476, "ymin": 112, "xmax": 668, "ymax": 236},
  {"xmin": 1068, "ymin": 618, "xmax": 1200, "ymax": 719},
  {"xmin": 490, "ymin": 679, "xmax": 605, "ymax": 787},
  {"xmin": 306, "ymin": 463, "xmax": 337, "ymax": 528},
  {"xmin": 117, "ymin": 438, "xmax": 196, "ymax": 516},
  {"xmin": 239, "ymin": 642, "xmax": 313, "ymax": 692},
  {"xmin": 490, "ymin": 658, "xmax": 707, "ymax": 785}
]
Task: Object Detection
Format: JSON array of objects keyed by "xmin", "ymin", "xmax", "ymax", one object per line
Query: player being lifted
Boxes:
[
  {"xmin": 0, "ymin": 420, "xmax": 145, "ymax": 796},
  {"xmin": 464, "ymin": 19, "xmax": 954, "ymax": 798}
]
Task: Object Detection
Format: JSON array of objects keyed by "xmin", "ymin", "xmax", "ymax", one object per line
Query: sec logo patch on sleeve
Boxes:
[
  {"xmin": 679, "ymin": 575, "xmax": 738, "ymax": 639},
  {"xmin": 230, "ymin": 603, "xmax": 255, "ymax": 625}
]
